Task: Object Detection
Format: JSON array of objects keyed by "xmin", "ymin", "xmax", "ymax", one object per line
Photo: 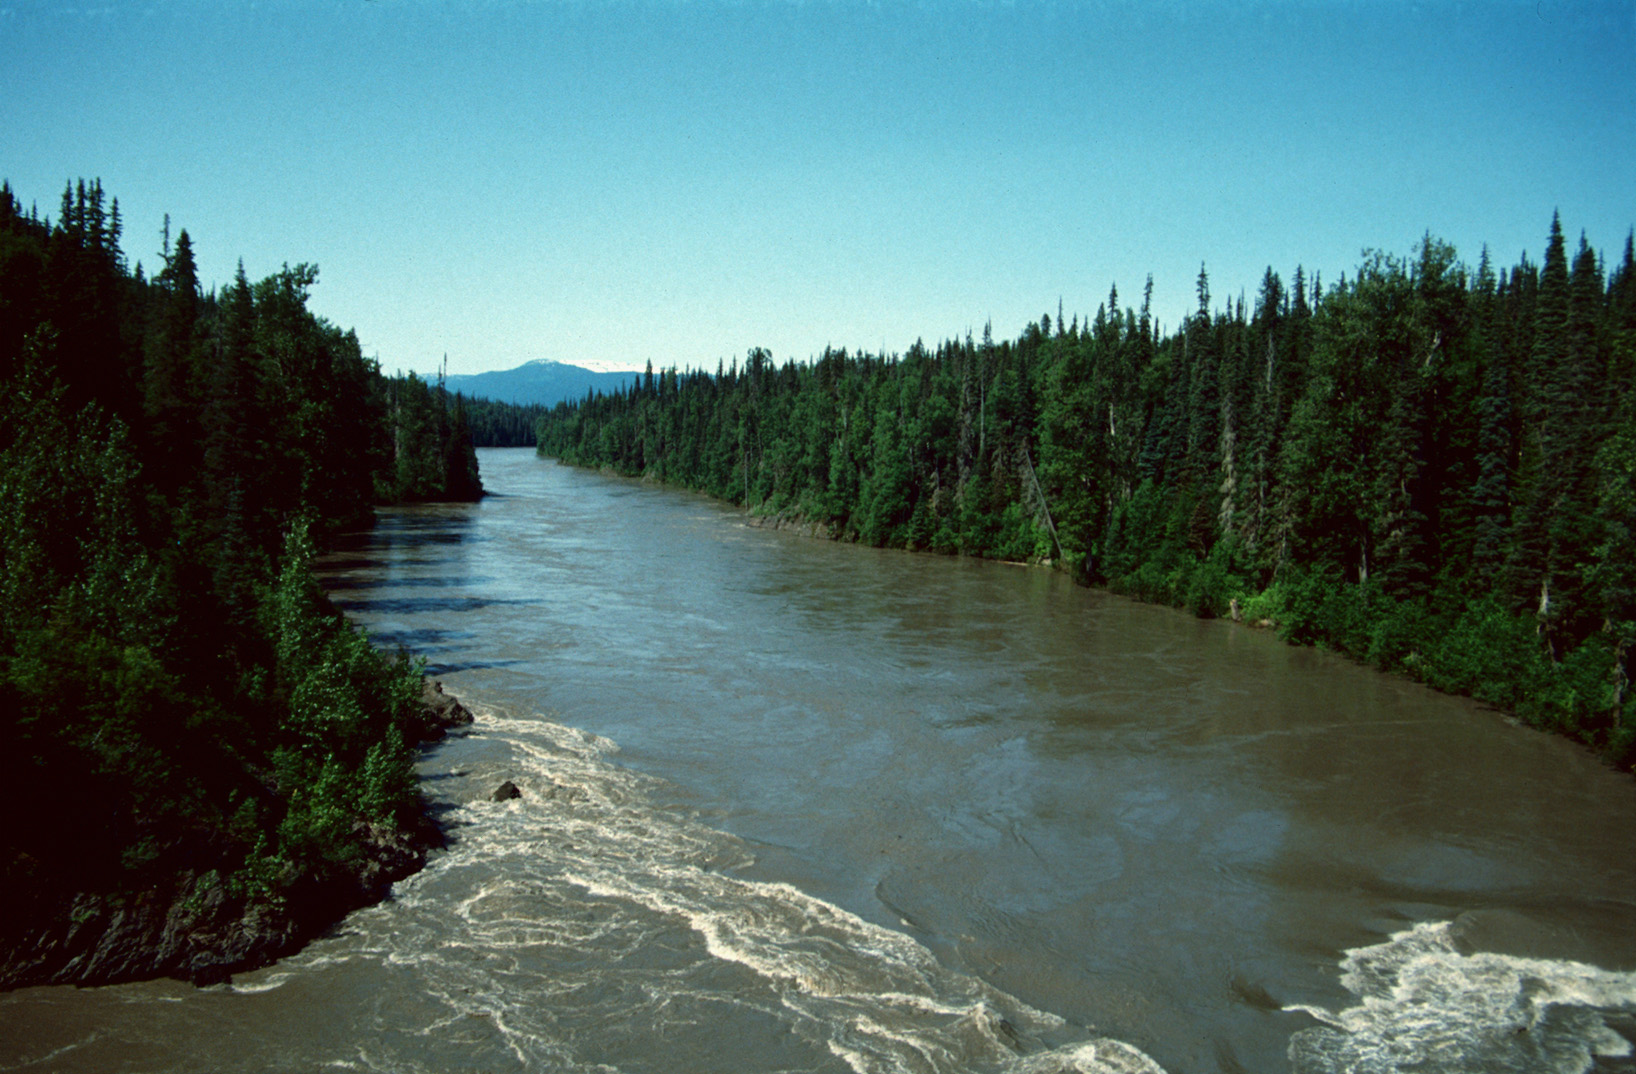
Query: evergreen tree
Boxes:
[
  {"xmin": 145, "ymin": 227, "xmax": 203, "ymax": 489},
  {"xmin": 1470, "ymin": 248, "xmax": 1514, "ymax": 578},
  {"xmin": 529, "ymin": 211, "xmax": 1635, "ymax": 767}
]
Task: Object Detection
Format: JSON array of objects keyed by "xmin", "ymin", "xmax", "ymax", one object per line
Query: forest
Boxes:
[
  {"xmin": 466, "ymin": 396, "xmax": 548, "ymax": 446},
  {"xmin": 0, "ymin": 179, "xmax": 481, "ymax": 983},
  {"xmin": 537, "ymin": 218, "xmax": 1636, "ymax": 771}
]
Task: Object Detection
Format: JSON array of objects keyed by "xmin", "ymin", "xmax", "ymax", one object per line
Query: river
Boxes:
[{"xmin": 2, "ymin": 447, "xmax": 1634, "ymax": 1074}]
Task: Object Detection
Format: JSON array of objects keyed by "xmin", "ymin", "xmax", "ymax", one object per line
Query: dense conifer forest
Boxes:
[
  {"xmin": 465, "ymin": 396, "xmax": 548, "ymax": 446},
  {"xmin": 538, "ymin": 220, "xmax": 1636, "ymax": 771},
  {"xmin": 0, "ymin": 179, "xmax": 481, "ymax": 983}
]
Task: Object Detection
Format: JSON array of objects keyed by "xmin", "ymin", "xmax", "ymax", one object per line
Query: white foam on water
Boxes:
[
  {"xmin": 105, "ymin": 701, "xmax": 1175, "ymax": 1072},
  {"xmin": 1287, "ymin": 920, "xmax": 1636, "ymax": 1074},
  {"xmin": 2, "ymin": 1037, "xmax": 103, "ymax": 1071},
  {"xmin": 373, "ymin": 703, "xmax": 1172, "ymax": 1074},
  {"xmin": 1013, "ymin": 1040, "xmax": 1170, "ymax": 1074},
  {"xmin": 223, "ymin": 970, "xmax": 296, "ymax": 995}
]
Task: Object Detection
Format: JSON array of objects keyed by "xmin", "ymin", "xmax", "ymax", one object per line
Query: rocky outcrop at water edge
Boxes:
[{"xmin": 0, "ymin": 679, "xmax": 474, "ymax": 990}]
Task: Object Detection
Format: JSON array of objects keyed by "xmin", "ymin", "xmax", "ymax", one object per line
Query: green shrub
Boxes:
[
  {"xmin": 1184, "ymin": 543, "xmax": 1246, "ymax": 619},
  {"xmin": 1420, "ymin": 599, "xmax": 1548, "ymax": 711},
  {"xmin": 1526, "ymin": 635, "xmax": 1618, "ymax": 741},
  {"xmin": 359, "ymin": 725, "xmax": 417, "ymax": 826},
  {"xmin": 1238, "ymin": 581, "xmax": 1288, "ymax": 626},
  {"xmin": 276, "ymin": 753, "xmax": 357, "ymax": 865},
  {"xmin": 1364, "ymin": 598, "xmax": 1440, "ymax": 674},
  {"xmin": 1274, "ymin": 572, "xmax": 1377, "ymax": 656}
]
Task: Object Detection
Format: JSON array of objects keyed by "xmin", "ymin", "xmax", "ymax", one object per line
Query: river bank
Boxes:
[
  {"xmin": 7, "ymin": 450, "xmax": 1634, "ymax": 1074},
  {"xmin": 733, "ymin": 494, "xmax": 1632, "ymax": 775},
  {"xmin": 0, "ymin": 680, "xmax": 472, "ymax": 991}
]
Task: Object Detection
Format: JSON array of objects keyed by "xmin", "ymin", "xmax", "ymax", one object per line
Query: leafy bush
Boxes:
[
  {"xmin": 259, "ymin": 522, "xmax": 427, "ymax": 871},
  {"xmin": 1363, "ymin": 597, "xmax": 1439, "ymax": 673},
  {"xmin": 1418, "ymin": 599, "xmax": 1548, "ymax": 710},
  {"xmin": 1184, "ymin": 543, "xmax": 1245, "ymax": 619}
]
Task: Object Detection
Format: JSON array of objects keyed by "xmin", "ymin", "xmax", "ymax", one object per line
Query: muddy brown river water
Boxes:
[{"xmin": 2, "ymin": 447, "xmax": 1633, "ymax": 1074}]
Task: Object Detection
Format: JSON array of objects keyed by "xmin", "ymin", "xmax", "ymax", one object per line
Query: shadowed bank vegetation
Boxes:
[
  {"xmin": 538, "ymin": 219, "xmax": 1636, "ymax": 771},
  {"xmin": 0, "ymin": 179, "xmax": 480, "ymax": 985}
]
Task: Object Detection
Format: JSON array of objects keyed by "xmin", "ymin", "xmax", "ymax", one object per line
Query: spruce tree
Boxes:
[
  {"xmin": 1470, "ymin": 248, "xmax": 1514, "ymax": 578},
  {"xmin": 1185, "ymin": 266, "xmax": 1220, "ymax": 482},
  {"xmin": 1505, "ymin": 215, "xmax": 1570, "ymax": 624}
]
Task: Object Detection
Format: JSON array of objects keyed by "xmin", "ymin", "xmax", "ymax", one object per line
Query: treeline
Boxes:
[
  {"xmin": 0, "ymin": 178, "xmax": 479, "ymax": 984},
  {"xmin": 537, "ymin": 219, "xmax": 1636, "ymax": 770},
  {"xmin": 381, "ymin": 368, "xmax": 484, "ymax": 501},
  {"xmin": 464, "ymin": 395, "xmax": 547, "ymax": 446}
]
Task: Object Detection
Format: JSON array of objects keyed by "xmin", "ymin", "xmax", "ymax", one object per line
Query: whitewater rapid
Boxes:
[{"xmin": 220, "ymin": 703, "xmax": 1168, "ymax": 1074}]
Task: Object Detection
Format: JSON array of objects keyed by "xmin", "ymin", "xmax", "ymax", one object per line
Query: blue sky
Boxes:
[{"xmin": 3, "ymin": 0, "xmax": 1632, "ymax": 376}]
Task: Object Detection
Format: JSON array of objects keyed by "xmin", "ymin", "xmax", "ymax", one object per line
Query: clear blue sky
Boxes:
[{"xmin": 3, "ymin": 0, "xmax": 1632, "ymax": 376}]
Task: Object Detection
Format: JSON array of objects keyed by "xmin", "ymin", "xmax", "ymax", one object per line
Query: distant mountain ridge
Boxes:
[{"xmin": 444, "ymin": 360, "xmax": 634, "ymax": 407}]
